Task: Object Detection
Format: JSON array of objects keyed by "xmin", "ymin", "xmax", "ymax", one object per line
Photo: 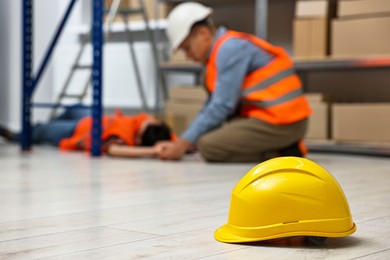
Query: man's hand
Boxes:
[{"xmin": 155, "ymin": 139, "xmax": 192, "ymax": 160}]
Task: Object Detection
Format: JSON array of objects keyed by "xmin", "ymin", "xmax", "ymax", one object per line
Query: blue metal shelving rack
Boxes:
[{"xmin": 21, "ymin": 0, "xmax": 103, "ymax": 156}]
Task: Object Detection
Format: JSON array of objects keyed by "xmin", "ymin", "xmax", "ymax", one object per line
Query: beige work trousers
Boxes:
[{"xmin": 197, "ymin": 117, "xmax": 308, "ymax": 163}]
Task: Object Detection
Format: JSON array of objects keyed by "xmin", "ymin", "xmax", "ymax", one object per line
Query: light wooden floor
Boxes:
[{"xmin": 1, "ymin": 141, "xmax": 389, "ymax": 259}]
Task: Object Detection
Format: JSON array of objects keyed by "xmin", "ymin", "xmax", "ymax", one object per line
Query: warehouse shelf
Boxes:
[
  {"xmin": 306, "ymin": 140, "xmax": 390, "ymax": 157},
  {"xmin": 159, "ymin": 62, "xmax": 203, "ymax": 85},
  {"xmin": 160, "ymin": 56, "xmax": 390, "ymax": 70},
  {"xmin": 294, "ymin": 56, "xmax": 390, "ymax": 93},
  {"xmin": 22, "ymin": 0, "xmax": 104, "ymax": 156},
  {"xmin": 158, "ymin": 56, "xmax": 390, "ymax": 82},
  {"xmin": 294, "ymin": 56, "xmax": 390, "ymax": 71},
  {"xmin": 293, "ymin": 56, "xmax": 390, "ymax": 156}
]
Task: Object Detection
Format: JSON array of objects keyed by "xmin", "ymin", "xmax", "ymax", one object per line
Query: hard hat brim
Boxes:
[
  {"xmin": 214, "ymin": 225, "xmax": 261, "ymax": 243},
  {"xmin": 215, "ymin": 221, "xmax": 357, "ymax": 243}
]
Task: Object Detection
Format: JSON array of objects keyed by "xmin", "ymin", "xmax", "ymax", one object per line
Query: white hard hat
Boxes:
[{"xmin": 166, "ymin": 2, "xmax": 213, "ymax": 50}]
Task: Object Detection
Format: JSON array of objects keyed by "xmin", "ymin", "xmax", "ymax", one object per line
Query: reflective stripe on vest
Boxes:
[
  {"xmin": 242, "ymin": 68, "xmax": 296, "ymax": 97},
  {"xmin": 206, "ymin": 30, "xmax": 311, "ymax": 125},
  {"xmin": 242, "ymin": 88, "xmax": 304, "ymax": 108}
]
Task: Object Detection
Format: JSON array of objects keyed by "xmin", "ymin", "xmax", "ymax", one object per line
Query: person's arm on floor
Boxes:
[
  {"xmin": 106, "ymin": 143, "xmax": 159, "ymax": 158},
  {"xmin": 104, "ymin": 135, "xmax": 157, "ymax": 158}
]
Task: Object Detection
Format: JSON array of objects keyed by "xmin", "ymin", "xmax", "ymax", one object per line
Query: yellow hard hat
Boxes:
[{"xmin": 215, "ymin": 157, "xmax": 356, "ymax": 243}]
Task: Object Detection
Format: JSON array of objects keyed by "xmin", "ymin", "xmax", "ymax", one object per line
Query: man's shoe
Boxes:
[{"xmin": 279, "ymin": 140, "xmax": 308, "ymax": 157}]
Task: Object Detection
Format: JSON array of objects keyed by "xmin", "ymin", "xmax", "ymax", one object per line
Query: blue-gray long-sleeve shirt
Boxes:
[{"xmin": 181, "ymin": 27, "xmax": 274, "ymax": 144}]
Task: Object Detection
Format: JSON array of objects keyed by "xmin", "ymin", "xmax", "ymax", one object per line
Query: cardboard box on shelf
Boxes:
[
  {"xmin": 338, "ymin": 0, "xmax": 390, "ymax": 18},
  {"xmin": 169, "ymin": 86, "xmax": 208, "ymax": 103},
  {"xmin": 332, "ymin": 103, "xmax": 390, "ymax": 143},
  {"xmin": 165, "ymin": 101, "xmax": 202, "ymax": 119},
  {"xmin": 332, "ymin": 16, "xmax": 390, "ymax": 57},
  {"xmin": 161, "ymin": 113, "xmax": 188, "ymax": 137},
  {"xmin": 305, "ymin": 92, "xmax": 329, "ymax": 102},
  {"xmin": 164, "ymin": 86, "xmax": 207, "ymax": 135},
  {"xmin": 305, "ymin": 97, "xmax": 330, "ymax": 140},
  {"xmin": 306, "ymin": 102, "xmax": 329, "ymax": 140},
  {"xmin": 170, "ymin": 50, "xmax": 194, "ymax": 64},
  {"xmin": 295, "ymin": 0, "xmax": 328, "ymax": 18},
  {"xmin": 293, "ymin": 18, "xmax": 327, "ymax": 58}
]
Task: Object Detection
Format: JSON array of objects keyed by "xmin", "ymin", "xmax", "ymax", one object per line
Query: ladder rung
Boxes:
[
  {"xmin": 61, "ymin": 94, "xmax": 85, "ymax": 98},
  {"xmin": 32, "ymin": 102, "xmax": 91, "ymax": 109},
  {"xmin": 73, "ymin": 65, "xmax": 92, "ymax": 70}
]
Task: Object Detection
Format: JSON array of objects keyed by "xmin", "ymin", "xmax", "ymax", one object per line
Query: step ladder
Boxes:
[{"xmin": 50, "ymin": 0, "xmax": 166, "ymax": 119}]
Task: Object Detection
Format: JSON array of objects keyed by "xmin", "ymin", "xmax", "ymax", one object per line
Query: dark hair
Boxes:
[
  {"xmin": 141, "ymin": 122, "xmax": 172, "ymax": 146},
  {"xmin": 191, "ymin": 17, "xmax": 215, "ymax": 32}
]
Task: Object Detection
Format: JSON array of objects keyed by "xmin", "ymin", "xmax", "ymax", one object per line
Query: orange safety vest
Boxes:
[
  {"xmin": 59, "ymin": 111, "xmax": 149, "ymax": 151},
  {"xmin": 206, "ymin": 30, "xmax": 311, "ymax": 125}
]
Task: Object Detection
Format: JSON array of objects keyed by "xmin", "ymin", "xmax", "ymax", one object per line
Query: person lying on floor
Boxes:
[{"xmin": 0, "ymin": 106, "xmax": 175, "ymax": 158}]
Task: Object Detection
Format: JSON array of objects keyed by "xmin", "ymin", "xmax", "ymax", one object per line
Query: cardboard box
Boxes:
[
  {"xmin": 295, "ymin": 0, "xmax": 328, "ymax": 18},
  {"xmin": 306, "ymin": 102, "xmax": 329, "ymax": 140},
  {"xmin": 305, "ymin": 92, "xmax": 329, "ymax": 102},
  {"xmin": 332, "ymin": 103, "xmax": 390, "ymax": 143},
  {"xmin": 170, "ymin": 86, "xmax": 208, "ymax": 103},
  {"xmin": 165, "ymin": 101, "xmax": 203, "ymax": 135},
  {"xmin": 338, "ymin": 0, "xmax": 390, "ymax": 18},
  {"xmin": 332, "ymin": 16, "xmax": 390, "ymax": 57},
  {"xmin": 165, "ymin": 101, "xmax": 203, "ymax": 118},
  {"xmin": 164, "ymin": 86, "xmax": 208, "ymax": 134},
  {"xmin": 170, "ymin": 50, "xmax": 195, "ymax": 64},
  {"xmin": 293, "ymin": 18, "xmax": 327, "ymax": 58}
]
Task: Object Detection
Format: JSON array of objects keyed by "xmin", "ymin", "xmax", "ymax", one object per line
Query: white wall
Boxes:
[
  {"xmin": 0, "ymin": 0, "xmax": 75, "ymax": 131},
  {"xmin": 53, "ymin": 41, "xmax": 158, "ymax": 109},
  {"xmin": 0, "ymin": 0, "xmax": 20, "ymax": 131}
]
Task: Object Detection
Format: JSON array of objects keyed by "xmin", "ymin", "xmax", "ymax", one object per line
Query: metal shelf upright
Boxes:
[{"xmin": 21, "ymin": 0, "xmax": 104, "ymax": 156}]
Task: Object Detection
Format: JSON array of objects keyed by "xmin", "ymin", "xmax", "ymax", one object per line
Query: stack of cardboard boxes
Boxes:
[
  {"xmin": 293, "ymin": 0, "xmax": 390, "ymax": 145},
  {"xmin": 332, "ymin": 103, "xmax": 390, "ymax": 144},
  {"xmin": 294, "ymin": 0, "xmax": 390, "ymax": 58},
  {"xmin": 293, "ymin": 0, "xmax": 329, "ymax": 59},
  {"xmin": 331, "ymin": 0, "xmax": 390, "ymax": 145}
]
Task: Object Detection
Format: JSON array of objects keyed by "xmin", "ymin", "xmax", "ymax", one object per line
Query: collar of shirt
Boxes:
[{"xmin": 205, "ymin": 26, "xmax": 228, "ymax": 63}]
